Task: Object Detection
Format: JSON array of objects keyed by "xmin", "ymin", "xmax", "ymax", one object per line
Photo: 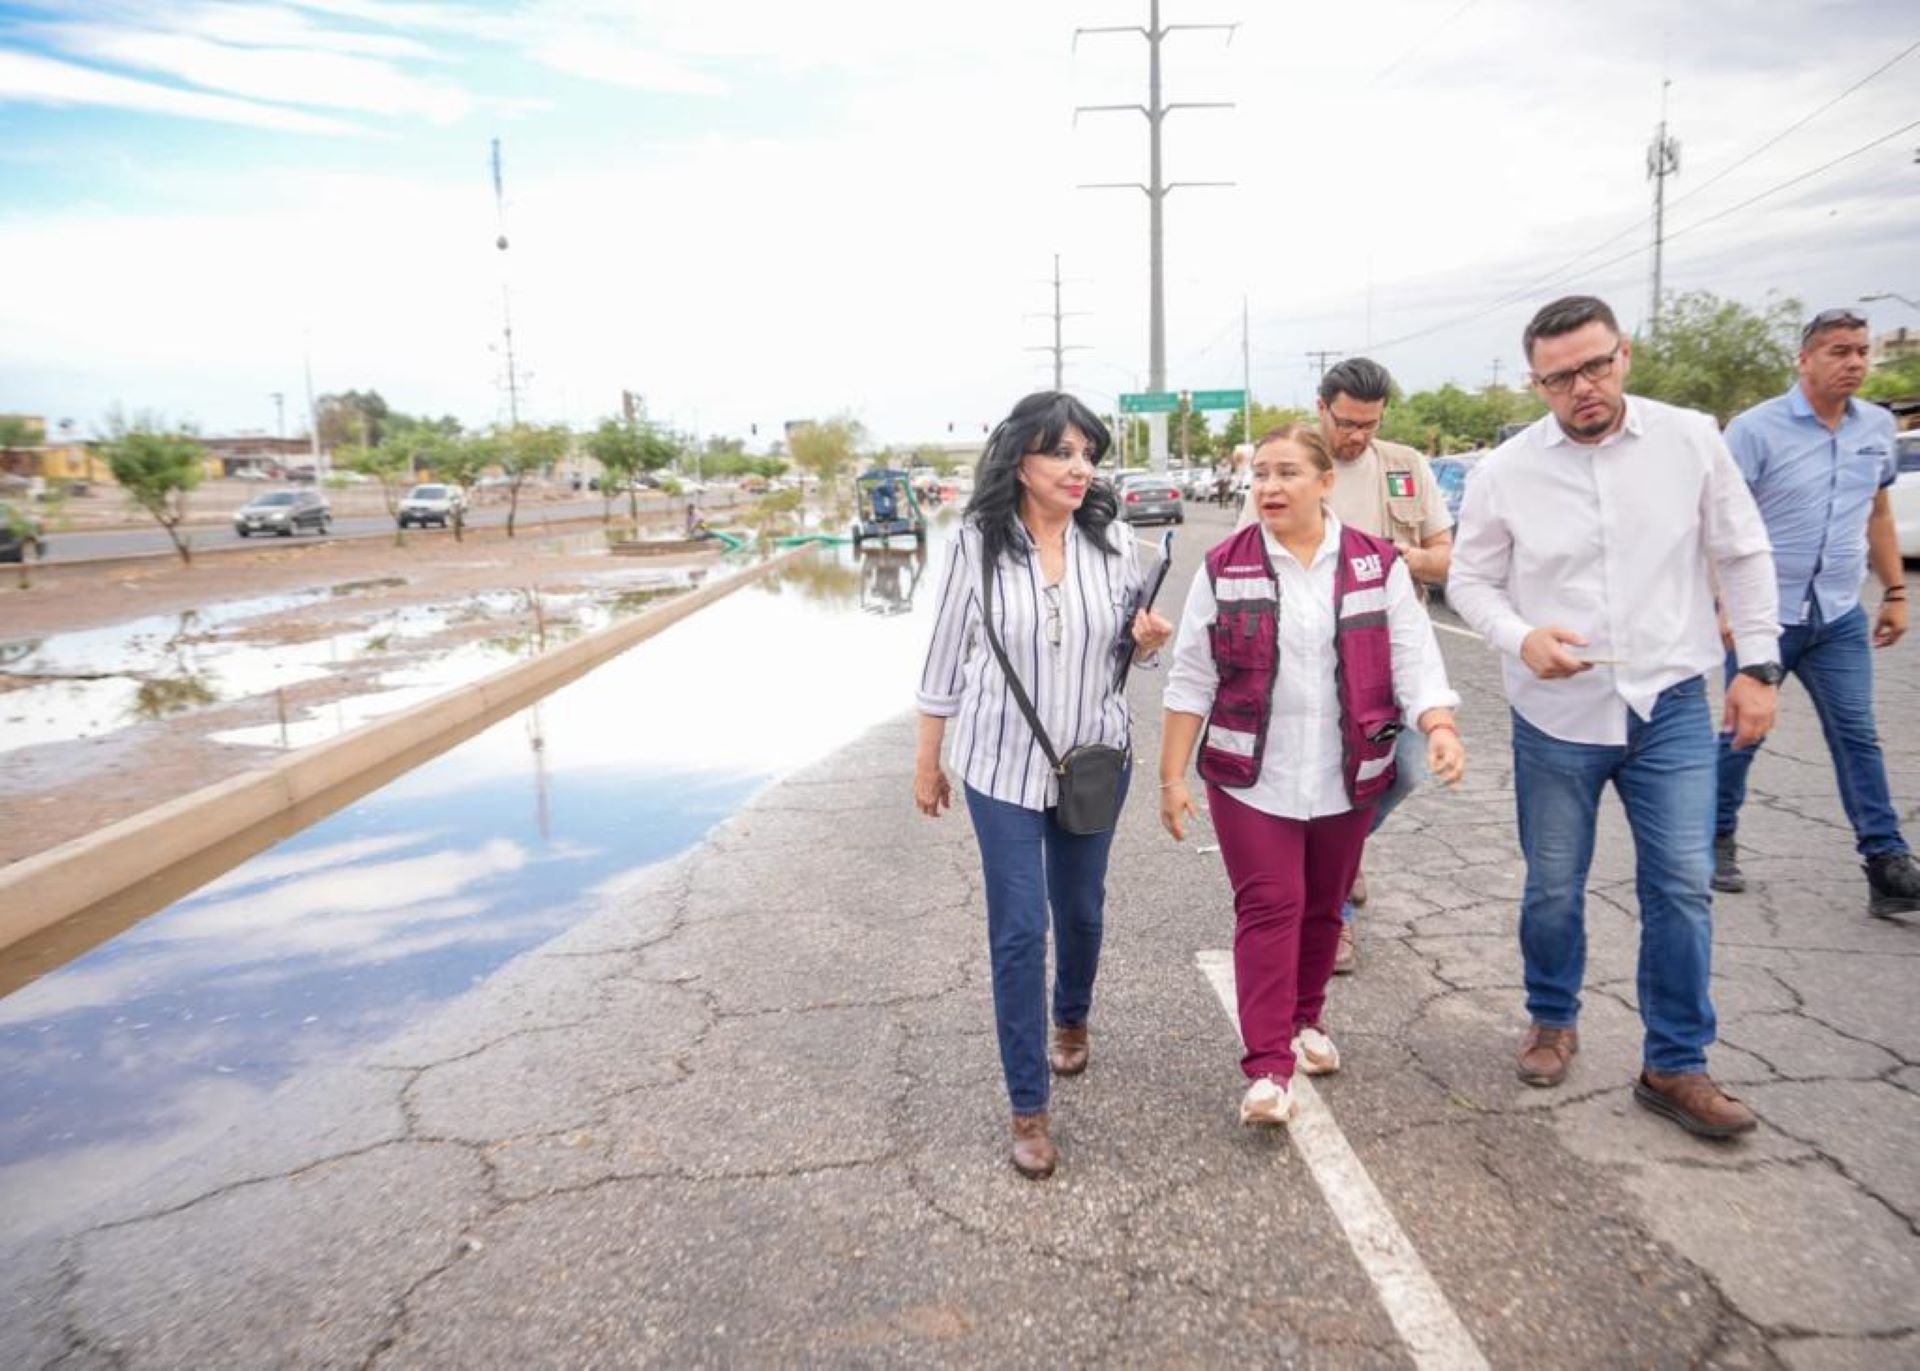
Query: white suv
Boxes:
[{"xmin": 397, "ymin": 484, "xmax": 466, "ymax": 529}]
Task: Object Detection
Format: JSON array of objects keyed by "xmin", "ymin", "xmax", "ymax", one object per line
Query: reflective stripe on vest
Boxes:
[{"xmin": 1196, "ymin": 521, "xmax": 1401, "ymax": 807}]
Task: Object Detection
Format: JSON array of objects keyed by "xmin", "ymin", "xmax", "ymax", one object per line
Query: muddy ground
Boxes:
[{"xmin": 0, "ymin": 515, "xmax": 729, "ymax": 868}]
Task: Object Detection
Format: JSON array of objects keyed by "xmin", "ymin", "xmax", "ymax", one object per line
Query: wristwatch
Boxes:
[{"xmin": 1737, "ymin": 662, "xmax": 1785, "ymax": 687}]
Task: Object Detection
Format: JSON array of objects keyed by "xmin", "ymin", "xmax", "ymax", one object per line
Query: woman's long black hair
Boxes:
[{"xmin": 966, "ymin": 391, "xmax": 1121, "ymax": 568}]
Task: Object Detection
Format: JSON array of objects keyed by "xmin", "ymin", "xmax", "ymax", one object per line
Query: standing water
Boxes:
[{"xmin": 0, "ymin": 529, "xmax": 947, "ymax": 1242}]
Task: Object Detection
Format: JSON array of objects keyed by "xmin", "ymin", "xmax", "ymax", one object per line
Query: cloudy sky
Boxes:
[{"xmin": 0, "ymin": 0, "xmax": 1914, "ymax": 446}]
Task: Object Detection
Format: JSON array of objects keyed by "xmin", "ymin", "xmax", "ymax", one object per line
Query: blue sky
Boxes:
[{"xmin": 1, "ymin": 1, "xmax": 1915, "ymax": 446}]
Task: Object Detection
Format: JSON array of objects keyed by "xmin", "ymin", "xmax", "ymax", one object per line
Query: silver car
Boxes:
[
  {"xmin": 1116, "ymin": 473, "xmax": 1184, "ymax": 526},
  {"xmin": 397, "ymin": 483, "xmax": 466, "ymax": 529}
]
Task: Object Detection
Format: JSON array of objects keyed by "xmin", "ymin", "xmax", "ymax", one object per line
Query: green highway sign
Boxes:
[
  {"xmin": 1188, "ymin": 389, "xmax": 1246, "ymax": 410},
  {"xmin": 1119, "ymin": 392, "xmax": 1180, "ymax": 414}
]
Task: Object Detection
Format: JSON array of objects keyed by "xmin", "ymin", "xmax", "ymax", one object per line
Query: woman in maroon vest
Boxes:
[
  {"xmin": 1159, "ymin": 424, "xmax": 1466, "ymax": 1126},
  {"xmin": 915, "ymin": 392, "xmax": 1174, "ymax": 1179}
]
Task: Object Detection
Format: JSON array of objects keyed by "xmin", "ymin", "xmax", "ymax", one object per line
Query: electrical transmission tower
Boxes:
[
  {"xmin": 1646, "ymin": 80, "xmax": 1680, "ymax": 338},
  {"xmin": 1074, "ymin": 0, "xmax": 1238, "ymax": 452},
  {"xmin": 1027, "ymin": 253, "xmax": 1090, "ymax": 390}
]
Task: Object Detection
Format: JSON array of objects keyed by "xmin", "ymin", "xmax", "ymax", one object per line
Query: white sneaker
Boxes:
[
  {"xmin": 1239, "ymin": 1075, "xmax": 1293, "ymax": 1126},
  {"xmin": 1293, "ymin": 1025, "xmax": 1341, "ymax": 1076}
]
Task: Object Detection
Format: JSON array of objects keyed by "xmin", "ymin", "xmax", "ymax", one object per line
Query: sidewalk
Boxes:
[{"xmin": 3, "ymin": 555, "xmax": 1917, "ymax": 1367}]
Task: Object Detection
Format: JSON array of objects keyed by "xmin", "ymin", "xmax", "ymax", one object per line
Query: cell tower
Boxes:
[
  {"xmin": 1646, "ymin": 81, "xmax": 1680, "ymax": 338},
  {"xmin": 492, "ymin": 137, "xmax": 521, "ymax": 424}
]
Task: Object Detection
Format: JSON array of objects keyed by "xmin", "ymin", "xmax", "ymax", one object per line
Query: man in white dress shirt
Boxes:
[{"xmin": 1449, "ymin": 295, "xmax": 1782, "ymax": 1140}]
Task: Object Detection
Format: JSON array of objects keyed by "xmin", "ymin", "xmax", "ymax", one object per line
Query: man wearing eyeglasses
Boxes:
[
  {"xmin": 1449, "ymin": 294, "xmax": 1780, "ymax": 1140},
  {"xmin": 1711, "ymin": 308, "xmax": 1920, "ymax": 917},
  {"xmin": 1236, "ymin": 357, "xmax": 1455, "ymax": 973}
]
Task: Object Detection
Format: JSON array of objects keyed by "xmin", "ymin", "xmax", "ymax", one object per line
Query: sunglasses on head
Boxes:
[{"xmin": 1802, "ymin": 308, "xmax": 1866, "ymax": 346}]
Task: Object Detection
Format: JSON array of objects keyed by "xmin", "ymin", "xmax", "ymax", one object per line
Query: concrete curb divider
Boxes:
[{"xmin": 0, "ymin": 544, "xmax": 811, "ymax": 960}]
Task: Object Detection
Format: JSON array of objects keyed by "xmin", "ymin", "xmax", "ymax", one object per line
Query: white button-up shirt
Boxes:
[
  {"xmin": 1164, "ymin": 513, "xmax": 1460, "ymax": 820},
  {"xmin": 1447, "ymin": 397, "xmax": 1779, "ymax": 747}
]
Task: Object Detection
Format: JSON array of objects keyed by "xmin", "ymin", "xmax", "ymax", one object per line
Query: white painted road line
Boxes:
[
  {"xmin": 1196, "ymin": 949, "xmax": 1490, "ymax": 1371},
  {"xmin": 1431, "ymin": 620, "xmax": 1484, "ymax": 641}
]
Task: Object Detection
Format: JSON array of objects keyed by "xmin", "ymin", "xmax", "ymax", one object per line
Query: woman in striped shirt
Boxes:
[{"xmin": 915, "ymin": 391, "xmax": 1174, "ymax": 1180}]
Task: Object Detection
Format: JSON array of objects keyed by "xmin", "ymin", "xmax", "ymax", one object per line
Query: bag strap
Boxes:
[{"xmin": 981, "ymin": 555, "xmax": 1065, "ymax": 773}]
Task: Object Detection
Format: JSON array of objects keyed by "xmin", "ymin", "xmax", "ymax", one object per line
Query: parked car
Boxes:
[
  {"xmin": 1891, "ymin": 432, "xmax": 1920, "ymax": 558},
  {"xmin": 232, "ymin": 466, "xmax": 271, "ymax": 482},
  {"xmin": 1116, "ymin": 472, "xmax": 1184, "ymax": 526},
  {"xmin": 0, "ymin": 501, "xmax": 47, "ymax": 562},
  {"xmin": 397, "ymin": 483, "xmax": 466, "ymax": 529},
  {"xmin": 234, "ymin": 489, "xmax": 330, "ymax": 537}
]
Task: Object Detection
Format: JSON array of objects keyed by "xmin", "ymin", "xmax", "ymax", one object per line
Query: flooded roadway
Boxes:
[{"xmin": 0, "ymin": 526, "xmax": 945, "ymax": 1242}]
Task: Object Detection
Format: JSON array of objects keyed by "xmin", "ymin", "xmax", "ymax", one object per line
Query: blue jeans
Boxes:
[
  {"xmin": 1342, "ymin": 725, "xmax": 1427, "ymax": 923},
  {"xmin": 1715, "ymin": 604, "xmax": 1907, "ymax": 859},
  {"xmin": 1511, "ymin": 679, "xmax": 1718, "ymax": 1074},
  {"xmin": 965, "ymin": 774, "xmax": 1129, "ymax": 1114}
]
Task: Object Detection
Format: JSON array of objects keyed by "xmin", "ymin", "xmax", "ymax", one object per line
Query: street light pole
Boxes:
[{"xmin": 1861, "ymin": 292, "xmax": 1920, "ymax": 311}]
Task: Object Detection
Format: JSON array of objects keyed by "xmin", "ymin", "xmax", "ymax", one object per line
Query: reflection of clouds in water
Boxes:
[
  {"xmin": 0, "ymin": 844, "xmax": 529, "ymax": 1026},
  {"xmin": 154, "ymin": 841, "xmax": 528, "ymax": 940},
  {"xmin": 196, "ymin": 831, "xmax": 440, "ymax": 898}
]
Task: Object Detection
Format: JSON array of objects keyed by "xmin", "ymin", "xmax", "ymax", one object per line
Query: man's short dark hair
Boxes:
[
  {"xmin": 1522, "ymin": 295, "xmax": 1620, "ymax": 361},
  {"xmin": 1319, "ymin": 357, "xmax": 1392, "ymax": 408}
]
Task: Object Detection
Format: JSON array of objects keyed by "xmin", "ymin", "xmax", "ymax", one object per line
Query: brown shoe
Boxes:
[
  {"xmin": 1634, "ymin": 1070, "xmax": 1757, "ymax": 1139},
  {"xmin": 1349, "ymin": 867, "xmax": 1368, "ymax": 907},
  {"xmin": 1010, "ymin": 1112, "xmax": 1057, "ymax": 1179},
  {"xmin": 1332, "ymin": 921, "xmax": 1358, "ymax": 975},
  {"xmin": 1516, "ymin": 1023, "xmax": 1578, "ymax": 1087},
  {"xmin": 1050, "ymin": 1023, "xmax": 1090, "ymax": 1076}
]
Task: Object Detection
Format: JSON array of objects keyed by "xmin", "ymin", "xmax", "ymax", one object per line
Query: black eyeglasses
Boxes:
[
  {"xmin": 1802, "ymin": 308, "xmax": 1867, "ymax": 345},
  {"xmin": 1533, "ymin": 343, "xmax": 1622, "ymax": 395}
]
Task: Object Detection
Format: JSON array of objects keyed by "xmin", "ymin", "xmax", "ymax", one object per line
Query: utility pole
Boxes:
[
  {"xmin": 1240, "ymin": 294, "xmax": 1252, "ymax": 445},
  {"xmin": 491, "ymin": 137, "xmax": 522, "ymax": 425},
  {"xmin": 1488, "ymin": 358, "xmax": 1504, "ymax": 389},
  {"xmin": 1074, "ymin": 1, "xmax": 1237, "ymax": 467},
  {"xmin": 270, "ymin": 392, "xmax": 285, "ymax": 441},
  {"xmin": 1646, "ymin": 79, "xmax": 1680, "ymax": 338},
  {"xmin": 1025, "ymin": 253, "xmax": 1088, "ymax": 390},
  {"xmin": 1305, "ymin": 349, "xmax": 1342, "ymax": 382}
]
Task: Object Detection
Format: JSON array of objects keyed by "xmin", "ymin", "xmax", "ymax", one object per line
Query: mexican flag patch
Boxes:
[{"xmin": 1386, "ymin": 471, "xmax": 1416, "ymax": 499}]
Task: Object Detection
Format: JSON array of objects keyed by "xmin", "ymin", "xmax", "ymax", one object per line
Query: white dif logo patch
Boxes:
[{"xmin": 1350, "ymin": 554, "xmax": 1382, "ymax": 582}]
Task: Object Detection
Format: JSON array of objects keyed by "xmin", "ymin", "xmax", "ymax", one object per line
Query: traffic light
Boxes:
[
  {"xmin": 947, "ymin": 422, "xmax": 954, "ymax": 433},
  {"xmin": 750, "ymin": 423, "xmax": 758, "ymax": 436}
]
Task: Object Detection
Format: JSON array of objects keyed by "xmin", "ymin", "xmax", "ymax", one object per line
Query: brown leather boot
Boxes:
[
  {"xmin": 1010, "ymin": 1113, "xmax": 1056, "ymax": 1179},
  {"xmin": 1516, "ymin": 1023, "xmax": 1578, "ymax": 1087},
  {"xmin": 1634, "ymin": 1070, "xmax": 1757, "ymax": 1139},
  {"xmin": 1049, "ymin": 1023, "xmax": 1090, "ymax": 1076}
]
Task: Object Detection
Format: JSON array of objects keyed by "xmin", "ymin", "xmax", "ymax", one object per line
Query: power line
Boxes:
[
  {"xmin": 1369, "ymin": 0, "xmax": 1482, "ymax": 88},
  {"xmin": 1366, "ymin": 115, "xmax": 1920, "ymax": 357},
  {"xmin": 1358, "ymin": 41, "xmax": 1918, "ymax": 355}
]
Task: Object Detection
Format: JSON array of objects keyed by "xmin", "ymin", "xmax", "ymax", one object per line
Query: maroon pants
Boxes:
[{"xmin": 1208, "ymin": 786, "xmax": 1374, "ymax": 1080}]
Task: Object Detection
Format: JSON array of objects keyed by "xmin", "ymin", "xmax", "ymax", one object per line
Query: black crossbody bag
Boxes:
[{"xmin": 981, "ymin": 560, "xmax": 1130, "ymax": 835}]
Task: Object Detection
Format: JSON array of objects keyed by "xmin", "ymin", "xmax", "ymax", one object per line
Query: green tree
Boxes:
[
  {"xmin": 2, "ymin": 499, "xmax": 47, "ymax": 589},
  {"xmin": 495, "ymin": 423, "xmax": 571, "ymax": 538},
  {"xmin": 434, "ymin": 434, "xmax": 491, "ymax": 542},
  {"xmin": 1629, "ymin": 290, "xmax": 1800, "ymax": 425},
  {"xmin": 100, "ymin": 414, "xmax": 204, "ymax": 565},
  {"xmin": 1862, "ymin": 353, "xmax": 1920, "ymax": 404},
  {"xmin": 339, "ymin": 441, "xmax": 413, "ymax": 543},
  {"xmin": 315, "ymin": 389, "xmax": 391, "ymax": 450},
  {"xmin": 585, "ymin": 418, "xmax": 645, "ymax": 524},
  {"xmin": 788, "ymin": 416, "xmax": 865, "ymax": 504},
  {"xmin": 1218, "ymin": 402, "xmax": 1312, "ymax": 451}
]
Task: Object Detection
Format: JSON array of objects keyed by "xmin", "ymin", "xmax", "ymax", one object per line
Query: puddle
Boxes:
[
  {"xmin": 0, "ymin": 569, "xmax": 712, "ymax": 758},
  {"xmin": 0, "ymin": 526, "xmax": 958, "ymax": 1240}
]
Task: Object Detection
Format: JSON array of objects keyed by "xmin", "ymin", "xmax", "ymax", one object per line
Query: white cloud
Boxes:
[
  {"xmin": 529, "ymin": 33, "xmax": 726, "ymax": 95},
  {"xmin": 34, "ymin": 21, "xmax": 473, "ymax": 122},
  {"xmin": 0, "ymin": 47, "xmax": 361, "ymax": 134}
]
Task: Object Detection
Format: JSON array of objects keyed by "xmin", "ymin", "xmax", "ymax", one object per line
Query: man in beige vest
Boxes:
[{"xmin": 1239, "ymin": 358, "xmax": 1454, "ymax": 971}]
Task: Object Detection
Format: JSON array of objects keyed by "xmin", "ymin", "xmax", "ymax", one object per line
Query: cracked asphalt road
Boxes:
[{"xmin": 2, "ymin": 507, "xmax": 1915, "ymax": 1368}]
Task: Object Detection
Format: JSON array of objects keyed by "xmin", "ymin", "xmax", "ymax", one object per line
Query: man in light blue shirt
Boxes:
[{"xmin": 1714, "ymin": 307, "xmax": 1919, "ymax": 917}]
